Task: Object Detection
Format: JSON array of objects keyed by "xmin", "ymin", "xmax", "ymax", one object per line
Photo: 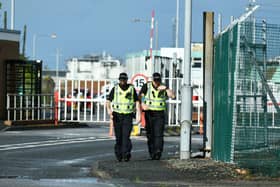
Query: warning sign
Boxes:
[{"xmin": 131, "ymin": 73, "xmax": 148, "ymax": 92}]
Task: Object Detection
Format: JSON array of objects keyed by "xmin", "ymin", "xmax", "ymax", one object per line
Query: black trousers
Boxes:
[
  {"xmin": 144, "ymin": 110, "xmax": 165, "ymax": 156},
  {"xmin": 113, "ymin": 112, "xmax": 133, "ymax": 158}
]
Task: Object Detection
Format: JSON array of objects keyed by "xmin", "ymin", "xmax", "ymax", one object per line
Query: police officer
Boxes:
[
  {"xmin": 106, "ymin": 72, "xmax": 140, "ymax": 162},
  {"xmin": 139, "ymin": 72, "xmax": 175, "ymax": 160}
]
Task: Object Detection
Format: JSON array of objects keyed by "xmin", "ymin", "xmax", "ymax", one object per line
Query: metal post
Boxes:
[
  {"xmin": 203, "ymin": 12, "xmax": 214, "ymax": 157},
  {"xmin": 58, "ymin": 79, "xmax": 61, "ymax": 121},
  {"xmin": 64, "ymin": 80, "xmax": 68, "ymax": 121},
  {"xmin": 7, "ymin": 94, "xmax": 10, "ymax": 121},
  {"xmin": 175, "ymin": 0, "xmax": 180, "ymax": 48},
  {"xmin": 180, "ymin": 0, "xmax": 192, "ymax": 160},
  {"xmin": 56, "ymin": 48, "xmax": 60, "ymax": 90},
  {"xmin": 11, "ymin": 0, "xmax": 15, "ymax": 30},
  {"xmin": 218, "ymin": 13, "xmax": 222, "ymax": 33},
  {"xmin": 37, "ymin": 95, "xmax": 40, "ymax": 120},
  {"xmin": 4, "ymin": 11, "xmax": 7, "ymax": 29},
  {"xmin": 230, "ymin": 16, "xmax": 234, "ymax": 23},
  {"xmin": 20, "ymin": 95, "xmax": 23, "ymax": 120},
  {"xmin": 13, "ymin": 95, "xmax": 16, "ymax": 120}
]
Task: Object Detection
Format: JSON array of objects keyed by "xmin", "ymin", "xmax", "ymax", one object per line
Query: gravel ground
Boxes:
[
  {"xmin": 166, "ymin": 158, "xmax": 242, "ymax": 181},
  {"xmin": 92, "ymin": 158, "xmax": 280, "ymax": 187}
]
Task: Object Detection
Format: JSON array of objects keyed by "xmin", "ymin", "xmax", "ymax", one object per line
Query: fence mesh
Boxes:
[{"xmin": 213, "ymin": 19, "xmax": 280, "ymax": 176}]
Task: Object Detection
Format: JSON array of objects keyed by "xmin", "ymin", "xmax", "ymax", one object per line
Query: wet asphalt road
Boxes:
[{"xmin": 0, "ymin": 124, "xmax": 202, "ymax": 187}]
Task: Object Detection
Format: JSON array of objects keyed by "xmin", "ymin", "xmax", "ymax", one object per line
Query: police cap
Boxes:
[
  {"xmin": 152, "ymin": 72, "xmax": 161, "ymax": 82},
  {"xmin": 119, "ymin": 72, "xmax": 128, "ymax": 80}
]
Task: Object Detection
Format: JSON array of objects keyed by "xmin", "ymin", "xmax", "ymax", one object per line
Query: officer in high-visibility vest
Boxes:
[
  {"xmin": 106, "ymin": 72, "xmax": 140, "ymax": 162},
  {"xmin": 139, "ymin": 72, "xmax": 175, "ymax": 160}
]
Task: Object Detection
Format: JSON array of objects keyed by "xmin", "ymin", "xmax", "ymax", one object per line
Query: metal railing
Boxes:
[
  {"xmin": 6, "ymin": 94, "xmax": 54, "ymax": 121},
  {"xmin": 58, "ymin": 78, "xmax": 191, "ymax": 127}
]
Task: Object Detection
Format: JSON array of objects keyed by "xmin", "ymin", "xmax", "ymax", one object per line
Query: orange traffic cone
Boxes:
[{"xmin": 199, "ymin": 113, "xmax": 203, "ymax": 135}]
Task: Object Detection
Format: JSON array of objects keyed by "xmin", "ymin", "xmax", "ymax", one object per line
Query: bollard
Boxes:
[
  {"xmin": 54, "ymin": 90, "xmax": 59, "ymax": 126},
  {"xmin": 199, "ymin": 112, "xmax": 203, "ymax": 135},
  {"xmin": 180, "ymin": 120, "xmax": 192, "ymax": 159}
]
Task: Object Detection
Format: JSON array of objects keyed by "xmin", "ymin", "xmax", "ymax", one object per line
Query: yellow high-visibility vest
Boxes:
[
  {"xmin": 144, "ymin": 82, "xmax": 167, "ymax": 111},
  {"xmin": 112, "ymin": 85, "xmax": 135, "ymax": 114}
]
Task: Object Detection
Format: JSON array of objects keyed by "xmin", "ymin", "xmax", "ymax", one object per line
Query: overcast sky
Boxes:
[{"xmin": 1, "ymin": 0, "xmax": 280, "ymax": 69}]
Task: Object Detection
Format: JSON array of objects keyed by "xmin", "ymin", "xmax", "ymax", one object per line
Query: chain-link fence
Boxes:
[{"xmin": 213, "ymin": 17, "xmax": 280, "ymax": 176}]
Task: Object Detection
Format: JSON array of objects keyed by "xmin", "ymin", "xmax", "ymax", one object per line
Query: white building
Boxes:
[
  {"xmin": 66, "ymin": 52, "xmax": 125, "ymax": 80},
  {"xmin": 125, "ymin": 43, "xmax": 203, "ymax": 84},
  {"xmin": 160, "ymin": 43, "xmax": 204, "ymax": 85}
]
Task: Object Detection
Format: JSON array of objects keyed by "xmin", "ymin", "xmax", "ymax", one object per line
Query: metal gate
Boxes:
[
  {"xmin": 5, "ymin": 78, "xmax": 202, "ymax": 127},
  {"xmin": 6, "ymin": 93, "xmax": 54, "ymax": 121},
  {"xmin": 58, "ymin": 78, "xmax": 187, "ymax": 127},
  {"xmin": 58, "ymin": 79, "xmax": 114, "ymax": 123}
]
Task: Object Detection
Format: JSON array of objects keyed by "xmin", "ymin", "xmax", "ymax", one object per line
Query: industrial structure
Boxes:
[{"xmin": 65, "ymin": 52, "xmax": 125, "ymax": 80}]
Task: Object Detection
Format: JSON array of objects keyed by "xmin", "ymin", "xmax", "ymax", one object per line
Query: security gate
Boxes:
[
  {"xmin": 58, "ymin": 79, "xmax": 114, "ymax": 123},
  {"xmin": 58, "ymin": 78, "xmax": 186, "ymax": 127},
  {"xmin": 5, "ymin": 78, "xmax": 203, "ymax": 127}
]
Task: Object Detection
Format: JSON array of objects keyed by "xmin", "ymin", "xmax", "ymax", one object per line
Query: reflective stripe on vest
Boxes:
[
  {"xmin": 144, "ymin": 82, "xmax": 167, "ymax": 111},
  {"xmin": 112, "ymin": 85, "xmax": 135, "ymax": 114}
]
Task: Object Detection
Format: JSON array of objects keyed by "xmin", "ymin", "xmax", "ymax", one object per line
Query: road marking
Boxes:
[
  {"xmin": 0, "ymin": 137, "xmax": 113, "ymax": 151},
  {"xmin": 4, "ymin": 131, "xmax": 22, "ymax": 134}
]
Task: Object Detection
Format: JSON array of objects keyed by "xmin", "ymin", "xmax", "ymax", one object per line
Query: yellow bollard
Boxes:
[{"xmin": 131, "ymin": 122, "xmax": 140, "ymax": 136}]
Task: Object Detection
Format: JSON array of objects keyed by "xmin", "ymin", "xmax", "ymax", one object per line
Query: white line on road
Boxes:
[{"xmin": 0, "ymin": 137, "xmax": 113, "ymax": 151}]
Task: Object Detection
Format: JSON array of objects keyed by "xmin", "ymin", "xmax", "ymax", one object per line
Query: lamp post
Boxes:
[
  {"xmin": 131, "ymin": 18, "xmax": 159, "ymax": 51},
  {"xmin": 132, "ymin": 17, "xmax": 158, "ymax": 77},
  {"xmin": 55, "ymin": 48, "xmax": 63, "ymax": 90},
  {"xmin": 32, "ymin": 33, "xmax": 57, "ymax": 60},
  {"xmin": 180, "ymin": 0, "xmax": 192, "ymax": 160}
]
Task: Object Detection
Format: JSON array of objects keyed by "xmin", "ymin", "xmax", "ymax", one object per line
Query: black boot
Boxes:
[
  {"xmin": 152, "ymin": 151, "xmax": 161, "ymax": 160},
  {"xmin": 124, "ymin": 153, "xmax": 131, "ymax": 162},
  {"xmin": 116, "ymin": 154, "xmax": 122, "ymax": 162}
]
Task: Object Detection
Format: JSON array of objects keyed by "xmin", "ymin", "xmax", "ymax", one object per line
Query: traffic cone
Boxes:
[{"xmin": 199, "ymin": 113, "xmax": 203, "ymax": 135}]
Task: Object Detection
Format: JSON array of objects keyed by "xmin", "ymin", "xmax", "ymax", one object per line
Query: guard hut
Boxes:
[
  {"xmin": 0, "ymin": 29, "xmax": 20, "ymax": 120},
  {"xmin": 5, "ymin": 60, "xmax": 43, "ymax": 121}
]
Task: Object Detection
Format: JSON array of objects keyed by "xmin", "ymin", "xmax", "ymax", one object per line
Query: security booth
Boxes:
[{"xmin": 5, "ymin": 60, "xmax": 42, "ymax": 95}]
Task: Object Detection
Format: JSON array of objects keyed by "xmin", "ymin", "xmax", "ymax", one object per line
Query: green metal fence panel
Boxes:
[
  {"xmin": 213, "ymin": 24, "xmax": 238, "ymax": 162},
  {"xmin": 213, "ymin": 19, "xmax": 280, "ymax": 176}
]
